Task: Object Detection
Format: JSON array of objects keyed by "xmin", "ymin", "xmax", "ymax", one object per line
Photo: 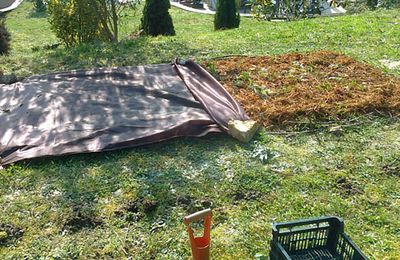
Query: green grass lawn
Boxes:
[
  {"xmin": 1, "ymin": 2, "xmax": 400, "ymax": 77},
  {"xmin": 0, "ymin": 2, "xmax": 399, "ymax": 259}
]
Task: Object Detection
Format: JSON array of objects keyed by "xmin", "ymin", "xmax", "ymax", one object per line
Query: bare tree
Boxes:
[{"xmin": 94, "ymin": 0, "xmax": 140, "ymax": 42}]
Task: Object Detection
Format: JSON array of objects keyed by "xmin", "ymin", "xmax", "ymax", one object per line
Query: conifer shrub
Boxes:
[
  {"xmin": 0, "ymin": 19, "xmax": 11, "ymax": 55},
  {"xmin": 34, "ymin": 0, "xmax": 47, "ymax": 12},
  {"xmin": 214, "ymin": 0, "xmax": 240, "ymax": 30},
  {"xmin": 141, "ymin": 0, "xmax": 175, "ymax": 36}
]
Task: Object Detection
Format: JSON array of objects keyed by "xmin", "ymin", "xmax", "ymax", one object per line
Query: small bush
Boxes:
[
  {"xmin": 214, "ymin": 0, "xmax": 240, "ymax": 30},
  {"xmin": 141, "ymin": 0, "xmax": 175, "ymax": 36},
  {"xmin": 0, "ymin": 19, "xmax": 11, "ymax": 55},
  {"xmin": 47, "ymin": 0, "xmax": 103, "ymax": 46},
  {"xmin": 48, "ymin": 0, "xmax": 139, "ymax": 45}
]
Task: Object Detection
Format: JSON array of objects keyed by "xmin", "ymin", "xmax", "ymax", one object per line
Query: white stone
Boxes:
[
  {"xmin": 380, "ymin": 59, "xmax": 400, "ymax": 70},
  {"xmin": 228, "ymin": 120, "xmax": 260, "ymax": 143}
]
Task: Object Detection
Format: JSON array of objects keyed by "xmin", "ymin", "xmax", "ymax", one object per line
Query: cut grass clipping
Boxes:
[{"xmin": 208, "ymin": 51, "xmax": 400, "ymax": 127}]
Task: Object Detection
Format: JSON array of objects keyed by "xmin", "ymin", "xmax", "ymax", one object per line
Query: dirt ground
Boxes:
[{"xmin": 207, "ymin": 51, "xmax": 400, "ymax": 126}]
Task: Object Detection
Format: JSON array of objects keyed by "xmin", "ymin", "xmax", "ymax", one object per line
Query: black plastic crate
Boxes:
[{"xmin": 270, "ymin": 216, "xmax": 368, "ymax": 260}]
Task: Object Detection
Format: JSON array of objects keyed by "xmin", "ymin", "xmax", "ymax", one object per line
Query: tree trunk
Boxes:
[{"xmin": 111, "ymin": 0, "xmax": 118, "ymax": 42}]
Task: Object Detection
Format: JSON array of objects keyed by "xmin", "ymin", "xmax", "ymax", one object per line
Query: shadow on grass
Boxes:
[
  {"xmin": 28, "ymin": 10, "xmax": 48, "ymax": 19},
  {"xmin": 21, "ymin": 133, "xmax": 249, "ymax": 233}
]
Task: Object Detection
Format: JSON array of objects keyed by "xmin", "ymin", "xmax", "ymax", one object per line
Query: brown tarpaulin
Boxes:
[{"xmin": 0, "ymin": 61, "xmax": 249, "ymax": 166}]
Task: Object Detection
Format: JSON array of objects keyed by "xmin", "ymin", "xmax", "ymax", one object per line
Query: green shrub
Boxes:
[
  {"xmin": 0, "ymin": 19, "xmax": 11, "ymax": 55},
  {"xmin": 47, "ymin": 0, "xmax": 104, "ymax": 46},
  {"xmin": 330, "ymin": 0, "xmax": 400, "ymax": 13},
  {"xmin": 251, "ymin": 0, "xmax": 322, "ymax": 20},
  {"xmin": 33, "ymin": 0, "xmax": 47, "ymax": 12},
  {"xmin": 47, "ymin": 0, "xmax": 139, "ymax": 45},
  {"xmin": 351, "ymin": 0, "xmax": 391, "ymax": 10},
  {"xmin": 141, "ymin": 0, "xmax": 175, "ymax": 36},
  {"xmin": 214, "ymin": 0, "xmax": 240, "ymax": 30},
  {"xmin": 251, "ymin": 0, "xmax": 275, "ymax": 20},
  {"xmin": 377, "ymin": 0, "xmax": 400, "ymax": 8},
  {"xmin": 367, "ymin": 0, "xmax": 379, "ymax": 8}
]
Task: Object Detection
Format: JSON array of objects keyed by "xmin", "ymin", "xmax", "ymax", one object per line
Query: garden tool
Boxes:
[{"xmin": 184, "ymin": 208, "xmax": 212, "ymax": 260}]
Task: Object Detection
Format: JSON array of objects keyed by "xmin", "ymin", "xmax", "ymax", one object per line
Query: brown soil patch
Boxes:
[
  {"xmin": 207, "ymin": 51, "xmax": 400, "ymax": 126},
  {"xmin": 0, "ymin": 223, "xmax": 24, "ymax": 246},
  {"xmin": 63, "ymin": 215, "xmax": 102, "ymax": 233},
  {"xmin": 383, "ymin": 158, "xmax": 400, "ymax": 176},
  {"xmin": 62, "ymin": 205, "xmax": 102, "ymax": 233},
  {"xmin": 115, "ymin": 198, "xmax": 159, "ymax": 222},
  {"xmin": 335, "ymin": 177, "xmax": 362, "ymax": 196}
]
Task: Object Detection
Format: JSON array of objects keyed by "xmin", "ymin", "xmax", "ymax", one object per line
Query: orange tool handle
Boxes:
[
  {"xmin": 184, "ymin": 209, "xmax": 213, "ymax": 260},
  {"xmin": 184, "ymin": 208, "xmax": 212, "ymax": 225}
]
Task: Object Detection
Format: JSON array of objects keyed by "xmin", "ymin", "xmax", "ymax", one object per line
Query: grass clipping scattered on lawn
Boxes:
[{"xmin": 208, "ymin": 51, "xmax": 400, "ymax": 126}]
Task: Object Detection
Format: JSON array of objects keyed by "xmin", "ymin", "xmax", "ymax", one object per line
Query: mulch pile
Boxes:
[{"xmin": 207, "ymin": 51, "xmax": 400, "ymax": 126}]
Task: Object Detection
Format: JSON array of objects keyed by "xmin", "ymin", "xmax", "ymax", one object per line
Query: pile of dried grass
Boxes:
[{"xmin": 209, "ymin": 51, "xmax": 400, "ymax": 126}]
